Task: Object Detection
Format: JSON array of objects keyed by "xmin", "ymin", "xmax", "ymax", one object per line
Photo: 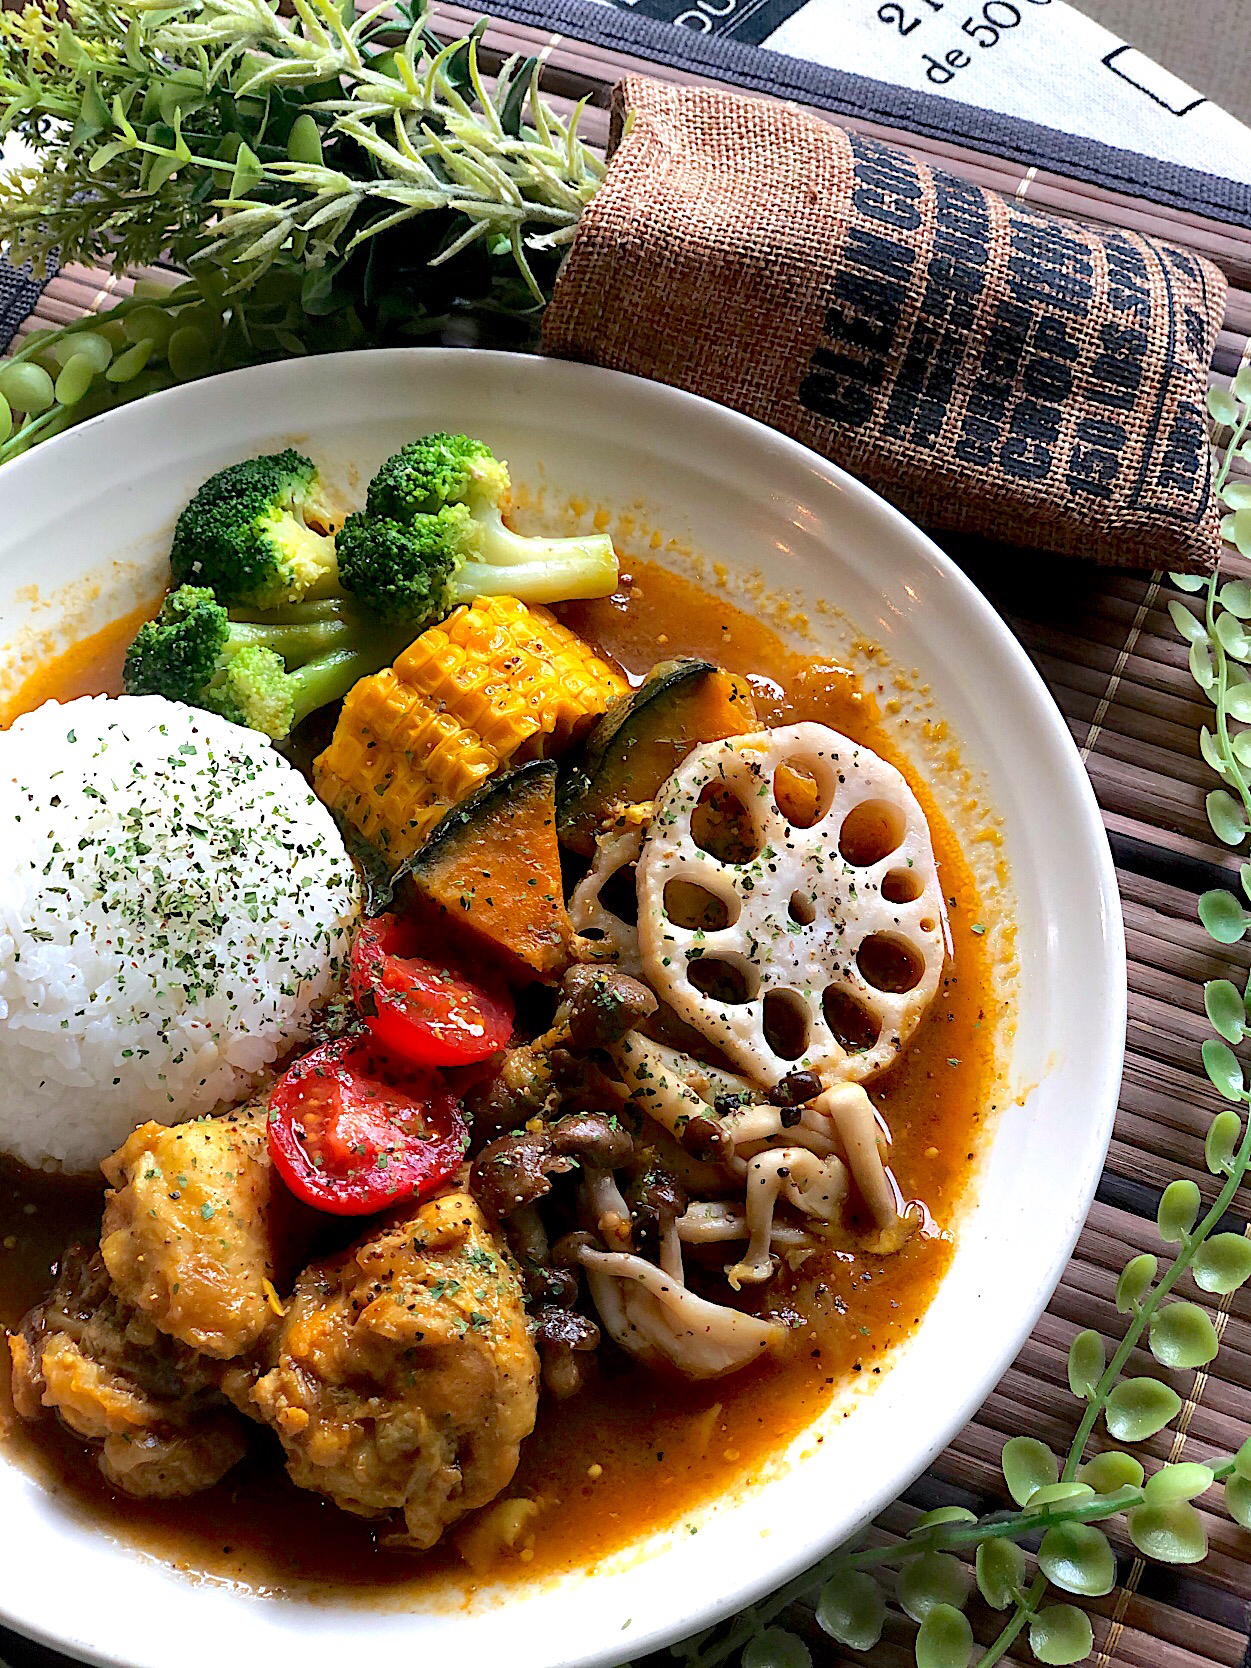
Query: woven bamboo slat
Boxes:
[{"xmin": 4, "ymin": 11, "xmax": 1251, "ymax": 1668}]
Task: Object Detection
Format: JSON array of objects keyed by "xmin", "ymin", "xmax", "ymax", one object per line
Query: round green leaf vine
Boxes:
[{"xmin": 665, "ymin": 376, "xmax": 1251, "ymax": 1668}]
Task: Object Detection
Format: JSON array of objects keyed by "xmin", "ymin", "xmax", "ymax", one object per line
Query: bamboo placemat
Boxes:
[{"xmin": 3, "ymin": 13, "xmax": 1251, "ymax": 1668}]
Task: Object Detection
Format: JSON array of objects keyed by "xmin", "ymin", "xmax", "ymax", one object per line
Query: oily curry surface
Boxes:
[{"xmin": 0, "ymin": 560, "xmax": 999, "ymax": 1596}]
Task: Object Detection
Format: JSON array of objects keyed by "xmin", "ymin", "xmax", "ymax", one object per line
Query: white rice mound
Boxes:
[{"xmin": 0, "ymin": 694, "xmax": 361, "ymax": 1172}]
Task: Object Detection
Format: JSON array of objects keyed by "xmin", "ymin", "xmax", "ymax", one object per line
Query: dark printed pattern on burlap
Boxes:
[{"xmin": 542, "ymin": 78, "xmax": 1227, "ymax": 572}]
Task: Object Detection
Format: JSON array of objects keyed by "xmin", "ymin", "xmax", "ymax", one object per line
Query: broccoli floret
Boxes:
[
  {"xmin": 169, "ymin": 449, "xmax": 340, "ymax": 612},
  {"xmin": 333, "ymin": 507, "xmax": 463, "ymax": 630},
  {"xmin": 207, "ymin": 642, "xmax": 377, "ymax": 739},
  {"xmin": 338, "ymin": 434, "xmax": 619, "ymax": 633},
  {"xmin": 367, "ymin": 433, "xmax": 510, "ymax": 526},
  {"xmin": 123, "ymin": 585, "xmax": 393, "ymax": 741},
  {"xmin": 119, "ymin": 584, "xmax": 232, "ymax": 706}
]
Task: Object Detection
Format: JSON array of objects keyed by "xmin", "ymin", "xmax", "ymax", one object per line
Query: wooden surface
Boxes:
[{"xmin": 4, "ymin": 11, "xmax": 1251, "ymax": 1666}]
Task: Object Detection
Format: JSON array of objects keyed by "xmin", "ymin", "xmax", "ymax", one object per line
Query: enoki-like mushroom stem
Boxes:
[
  {"xmin": 610, "ymin": 1032, "xmax": 735, "ymax": 1162},
  {"xmin": 728, "ymin": 1108, "xmax": 841, "ymax": 1164},
  {"xmin": 576, "ymin": 1247, "xmax": 787, "ymax": 1379},
  {"xmin": 659, "ymin": 1215, "xmax": 685, "ymax": 1283},
  {"xmin": 613, "ymin": 1034, "xmax": 834, "ymax": 1173},
  {"xmin": 676, "ymin": 1201, "xmax": 817, "ymax": 1249},
  {"xmin": 581, "ymin": 1166, "xmax": 633, "ymax": 1252},
  {"xmin": 814, "ymin": 1081, "xmax": 902, "ymax": 1233},
  {"xmin": 726, "ymin": 1148, "xmax": 849, "ymax": 1289}
]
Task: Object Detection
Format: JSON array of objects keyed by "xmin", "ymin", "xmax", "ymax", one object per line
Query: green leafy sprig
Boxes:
[
  {"xmin": 0, "ymin": 0, "xmax": 601, "ymax": 282},
  {"xmin": 0, "ymin": 0, "xmax": 603, "ymax": 460},
  {"xmin": 665, "ymin": 378, "xmax": 1251, "ymax": 1668}
]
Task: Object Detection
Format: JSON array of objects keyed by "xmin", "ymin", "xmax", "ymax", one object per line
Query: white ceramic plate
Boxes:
[{"xmin": 0, "ymin": 349, "xmax": 1125, "ymax": 1668}]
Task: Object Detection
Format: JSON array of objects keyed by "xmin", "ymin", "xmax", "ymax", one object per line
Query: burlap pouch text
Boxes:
[{"xmin": 542, "ymin": 79, "xmax": 1227, "ymax": 573}]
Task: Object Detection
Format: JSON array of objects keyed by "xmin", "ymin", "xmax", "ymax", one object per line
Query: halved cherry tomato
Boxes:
[
  {"xmin": 350, "ymin": 913, "xmax": 513, "ymax": 1068},
  {"xmin": 267, "ymin": 1034, "xmax": 467, "ymax": 1216}
]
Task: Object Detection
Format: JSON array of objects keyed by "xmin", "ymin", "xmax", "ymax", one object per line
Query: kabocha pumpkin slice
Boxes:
[
  {"xmin": 558, "ymin": 659, "xmax": 760, "ymax": 856},
  {"xmin": 396, "ymin": 758, "xmax": 574, "ymax": 979}
]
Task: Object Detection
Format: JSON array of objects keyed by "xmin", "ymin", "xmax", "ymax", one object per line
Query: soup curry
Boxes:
[{"xmin": 0, "ymin": 559, "xmax": 1000, "ymax": 1595}]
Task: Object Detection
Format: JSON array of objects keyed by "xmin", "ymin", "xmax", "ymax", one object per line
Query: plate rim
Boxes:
[{"xmin": 0, "ymin": 346, "xmax": 1126, "ymax": 1668}]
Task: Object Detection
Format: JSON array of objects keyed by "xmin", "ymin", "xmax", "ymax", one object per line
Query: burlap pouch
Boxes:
[{"xmin": 542, "ymin": 78, "xmax": 1227, "ymax": 573}]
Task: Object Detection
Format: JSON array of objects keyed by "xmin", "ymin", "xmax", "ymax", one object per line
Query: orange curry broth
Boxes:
[{"xmin": 0, "ymin": 559, "xmax": 998, "ymax": 1596}]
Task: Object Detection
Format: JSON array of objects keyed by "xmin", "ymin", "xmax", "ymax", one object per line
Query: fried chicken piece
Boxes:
[
  {"xmin": 97, "ymin": 1423, "xmax": 249, "ymax": 1499},
  {"xmin": 248, "ymin": 1189, "xmax": 539, "ymax": 1549},
  {"xmin": 9, "ymin": 1246, "xmax": 247, "ymax": 1498},
  {"xmin": 99, "ymin": 1100, "xmax": 285, "ymax": 1359}
]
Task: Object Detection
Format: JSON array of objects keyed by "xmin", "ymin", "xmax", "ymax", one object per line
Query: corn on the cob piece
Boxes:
[
  {"xmin": 315, "ymin": 597, "xmax": 627, "ymax": 861},
  {"xmin": 312, "ymin": 670, "xmax": 499, "ymax": 858},
  {"xmin": 397, "ymin": 596, "xmax": 626, "ymax": 754}
]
